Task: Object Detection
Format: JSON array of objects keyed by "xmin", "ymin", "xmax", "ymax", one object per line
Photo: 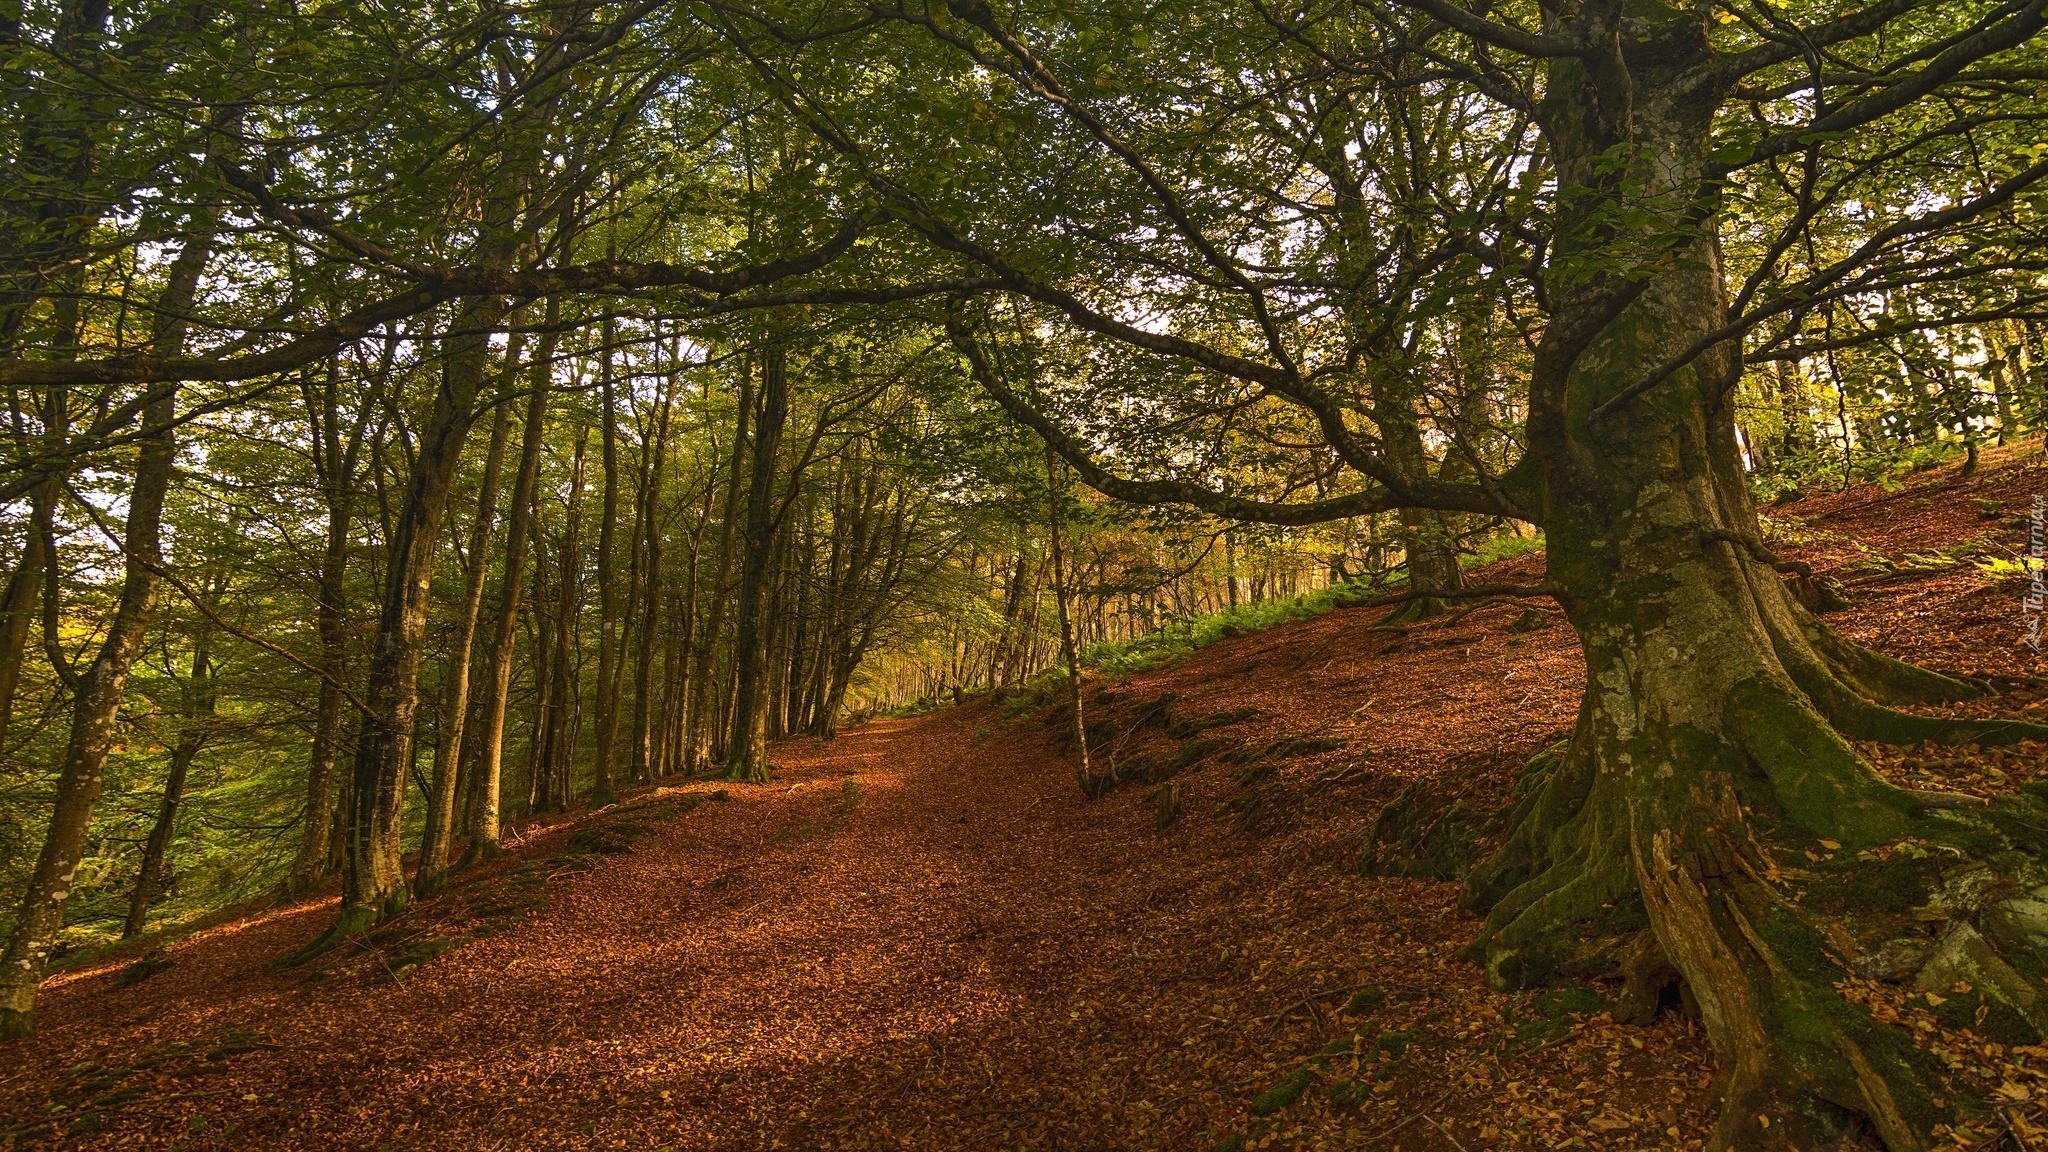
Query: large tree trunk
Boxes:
[
  {"xmin": 414, "ymin": 350, "xmax": 516, "ymax": 897},
  {"xmin": 1461, "ymin": 75, "xmax": 2048, "ymax": 1151},
  {"xmin": 1380, "ymin": 399, "xmax": 1464, "ymax": 621},
  {"xmin": 724, "ymin": 345, "xmax": 788, "ymax": 783}
]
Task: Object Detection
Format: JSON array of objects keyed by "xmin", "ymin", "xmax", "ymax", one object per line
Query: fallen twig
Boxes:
[{"xmin": 1356, "ymin": 1088, "xmax": 1456, "ymax": 1147}]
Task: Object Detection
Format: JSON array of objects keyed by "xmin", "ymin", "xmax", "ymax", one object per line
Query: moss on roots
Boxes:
[
  {"xmin": 283, "ymin": 891, "xmax": 405, "ymax": 968},
  {"xmin": 1459, "ymin": 628, "xmax": 2048, "ymax": 1150}
]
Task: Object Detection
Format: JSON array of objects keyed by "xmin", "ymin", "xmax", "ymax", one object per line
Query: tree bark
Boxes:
[
  {"xmin": 313, "ymin": 293, "xmax": 512, "ymax": 950},
  {"xmin": 461, "ymin": 307, "xmax": 555, "ymax": 863},
  {"xmin": 1458, "ymin": 60, "xmax": 2048, "ymax": 1149},
  {"xmin": 537, "ymin": 426, "xmax": 588, "ymax": 809},
  {"xmin": 686, "ymin": 367, "xmax": 751, "ymax": 773},
  {"xmin": 590, "ymin": 317, "xmax": 621, "ymax": 806},
  {"xmin": 124, "ymin": 617, "xmax": 216, "ymax": 938},
  {"xmin": 631, "ymin": 387, "xmax": 673, "ymax": 784},
  {"xmin": 1046, "ymin": 449, "xmax": 1094, "ymax": 796},
  {"xmin": 724, "ymin": 344, "xmax": 788, "ymax": 783},
  {"xmin": 0, "ymin": 401, "xmax": 60, "ymax": 754},
  {"xmin": 288, "ymin": 357, "xmax": 373, "ymax": 894},
  {"xmin": 0, "ymin": 214, "xmax": 210, "ymax": 1036},
  {"xmin": 414, "ymin": 344, "xmax": 517, "ymax": 897}
]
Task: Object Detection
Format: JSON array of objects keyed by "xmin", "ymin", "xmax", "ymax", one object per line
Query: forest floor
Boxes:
[{"xmin": 6, "ymin": 446, "xmax": 2048, "ymax": 1152}]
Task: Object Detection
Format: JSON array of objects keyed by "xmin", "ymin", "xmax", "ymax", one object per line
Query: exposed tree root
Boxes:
[
  {"xmin": 282, "ymin": 896, "xmax": 403, "ymax": 969},
  {"xmin": 1459, "ymin": 582, "xmax": 2048, "ymax": 1149}
]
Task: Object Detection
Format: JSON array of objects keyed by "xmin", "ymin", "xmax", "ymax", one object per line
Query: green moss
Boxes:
[
  {"xmin": 567, "ymin": 824, "xmax": 639, "ymax": 854},
  {"xmin": 1314, "ymin": 1034, "xmax": 1360, "ymax": 1060},
  {"xmin": 1342, "ymin": 986, "xmax": 1385, "ymax": 1016},
  {"xmin": 1802, "ymin": 853, "xmax": 1932, "ymax": 916},
  {"xmin": 1537, "ymin": 985, "xmax": 1608, "ymax": 1020},
  {"xmin": 1358, "ymin": 782, "xmax": 1485, "ymax": 881},
  {"xmin": 1327, "ymin": 1080, "xmax": 1370, "ymax": 1110},
  {"xmin": 1724, "ymin": 676, "xmax": 1915, "ymax": 846},
  {"xmin": 1931, "ymin": 991, "xmax": 2037, "ymax": 1046},
  {"xmin": 1248, "ymin": 1067, "xmax": 1317, "ymax": 1116},
  {"xmin": 114, "ymin": 948, "xmax": 174, "ymax": 988},
  {"xmin": 386, "ymin": 936, "xmax": 454, "ymax": 979}
]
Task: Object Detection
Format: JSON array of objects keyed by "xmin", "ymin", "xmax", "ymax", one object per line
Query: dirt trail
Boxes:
[
  {"xmin": 2, "ymin": 684, "xmax": 1703, "ymax": 1152},
  {"xmin": 8, "ymin": 450, "xmax": 2048, "ymax": 1151}
]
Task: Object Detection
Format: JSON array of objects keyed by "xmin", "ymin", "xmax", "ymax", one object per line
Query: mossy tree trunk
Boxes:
[
  {"xmin": 461, "ymin": 309, "xmax": 555, "ymax": 866},
  {"xmin": 324, "ymin": 293, "xmax": 513, "ymax": 947},
  {"xmin": 0, "ymin": 213, "xmax": 212, "ymax": 1035},
  {"xmin": 1462, "ymin": 46, "xmax": 2048, "ymax": 1149},
  {"xmin": 414, "ymin": 356, "xmax": 515, "ymax": 898},
  {"xmin": 725, "ymin": 343, "xmax": 789, "ymax": 784},
  {"xmin": 289, "ymin": 358, "xmax": 371, "ymax": 894}
]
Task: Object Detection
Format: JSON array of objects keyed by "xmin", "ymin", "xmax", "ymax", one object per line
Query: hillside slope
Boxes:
[{"xmin": 4, "ymin": 449, "xmax": 2046, "ymax": 1151}]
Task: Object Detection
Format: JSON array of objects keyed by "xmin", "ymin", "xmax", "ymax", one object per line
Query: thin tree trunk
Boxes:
[
  {"xmin": 0, "ymin": 487, "xmax": 48, "ymax": 752},
  {"xmin": 414, "ymin": 348, "xmax": 516, "ymax": 897},
  {"xmin": 539, "ymin": 428, "xmax": 587, "ymax": 808},
  {"xmin": 124, "ymin": 617, "xmax": 216, "ymax": 938},
  {"xmin": 528, "ymin": 530, "xmax": 556, "ymax": 814},
  {"xmin": 0, "ymin": 214, "xmax": 210, "ymax": 1035},
  {"xmin": 462, "ymin": 306, "xmax": 555, "ymax": 863},
  {"xmin": 1045, "ymin": 449, "xmax": 1092, "ymax": 796},
  {"xmin": 590, "ymin": 316, "xmax": 621, "ymax": 806},
  {"xmin": 685, "ymin": 369, "xmax": 751, "ymax": 773},
  {"xmin": 631, "ymin": 389, "xmax": 672, "ymax": 783},
  {"xmin": 289, "ymin": 357, "xmax": 372, "ymax": 894}
]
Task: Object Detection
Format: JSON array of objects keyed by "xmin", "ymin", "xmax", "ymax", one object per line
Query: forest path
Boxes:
[
  {"xmin": 7, "ymin": 702, "xmax": 1502, "ymax": 1152},
  {"xmin": 13, "ymin": 450, "xmax": 2048, "ymax": 1151}
]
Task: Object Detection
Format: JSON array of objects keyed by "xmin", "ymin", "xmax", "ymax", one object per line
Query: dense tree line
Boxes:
[{"xmin": 1, "ymin": 0, "xmax": 2045, "ymax": 1143}]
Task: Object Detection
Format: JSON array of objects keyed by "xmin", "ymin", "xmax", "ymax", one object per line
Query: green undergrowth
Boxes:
[
  {"xmin": 1751, "ymin": 439, "xmax": 1968, "ymax": 505},
  {"xmin": 988, "ymin": 531, "xmax": 1548, "ymax": 696},
  {"xmin": 1078, "ymin": 578, "xmax": 1385, "ymax": 678},
  {"xmin": 1078, "ymin": 533, "xmax": 1546, "ymax": 680},
  {"xmin": 1508, "ymin": 984, "xmax": 1611, "ymax": 1047}
]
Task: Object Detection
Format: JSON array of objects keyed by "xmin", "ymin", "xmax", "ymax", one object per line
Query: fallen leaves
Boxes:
[{"xmin": 9, "ymin": 451, "xmax": 2048, "ymax": 1151}]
